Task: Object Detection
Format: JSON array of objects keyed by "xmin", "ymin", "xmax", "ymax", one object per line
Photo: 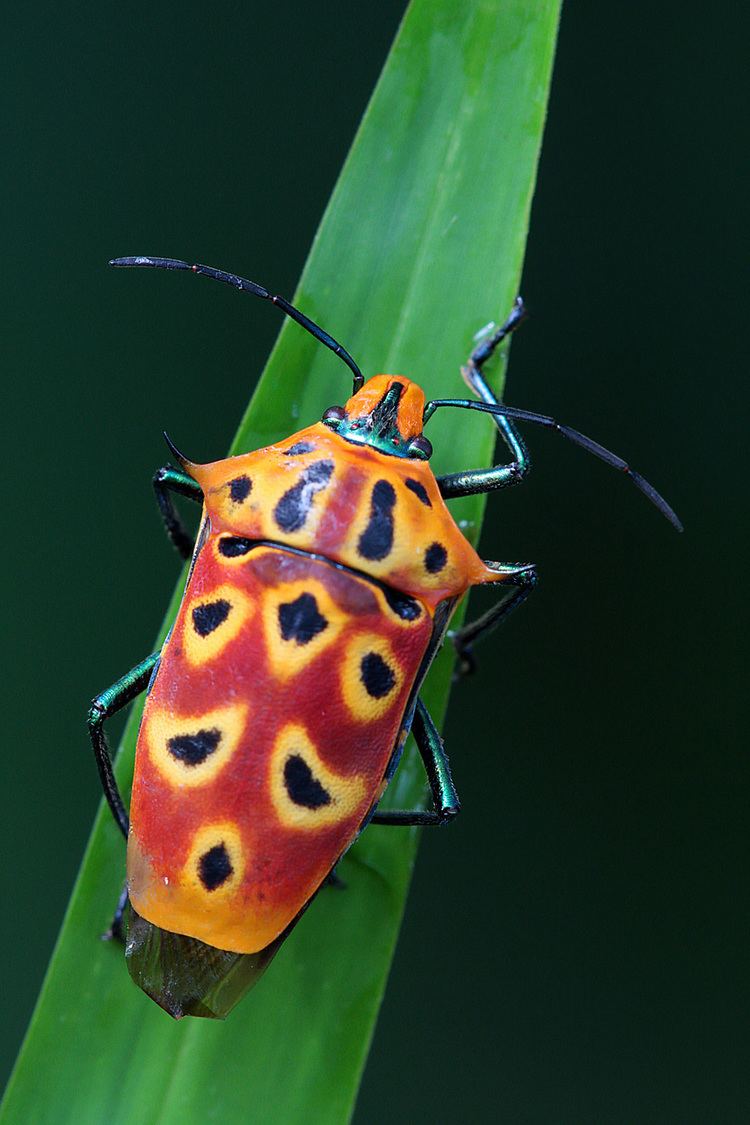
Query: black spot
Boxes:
[
  {"xmin": 198, "ymin": 843, "xmax": 233, "ymax": 891},
  {"xmin": 284, "ymin": 754, "xmax": 332, "ymax": 809},
  {"xmin": 228, "ymin": 475, "xmax": 252, "ymax": 503},
  {"xmin": 167, "ymin": 728, "xmax": 222, "ymax": 766},
  {"xmin": 370, "ymin": 382, "xmax": 404, "ymax": 432},
  {"xmin": 219, "ymin": 537, "xmax": 254, "ymax": 557},
  {"xmin": 192, "ymin": 599, "xmax": 231, "ymax": 637},
  {"xmin": 424, "ymin": 542, "xmax": 448, "ymax": 574},
  {"xmin": 405, "ymin": 478, "xmax": 431, "ymax": 507},
  {"xmin": 382, "ymin": 586, "xmax": 422, "ymax": 621},
  {"xmin": 360, "ymin": 652, "xmax": 396, "ymax": 698},
  {"xmin": 284, "ymin": 441, "xmax": 317, "ymax": 456},
  {"xmin": 278, "ymin": 592, "xmax": 328, "ymax": 645},
  {"xmin": 274, "ymin": 460, "xmax": 334, "ymax": 533},
  {"xmin": 357, "ymin": 480, "xmax": 396, "ymax": 561}
]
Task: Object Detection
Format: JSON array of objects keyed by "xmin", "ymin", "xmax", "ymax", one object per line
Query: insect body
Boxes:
[{"xmin": 89, "ymin": 257, "xmax": 680, "ymax": 1020}]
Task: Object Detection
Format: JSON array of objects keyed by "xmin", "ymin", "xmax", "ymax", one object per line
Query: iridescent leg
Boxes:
[
  {"xmin": 87, "ymin": 652, "xmax": 160, "ymax": 838},
  {"xmin": 152, "ymin": 464, "xmax": 202, "ymax": 559},
  {"xmin": 371, "ymin": 698, "xmax": 460, "ymax": 826},
  {"xmin": 437, "ymin": 299, "xmax": 530, "ymax": 499}
]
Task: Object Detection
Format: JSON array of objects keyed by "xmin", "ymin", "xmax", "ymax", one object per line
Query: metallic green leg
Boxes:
[
  {"xmin": 87, "ymin": 652, "xmax": 160, "ymax": 838},
  {"xmin": 451, "ymin": 562, "xmax": 537, "ymax": 676},
  {"xmin": 153, "ymin": 465, "xmax": 202, "ymax": 559},
  {"xmin": 425, "ymin": 303, "xmax": 682, "ymax": 530},
  {"xmin": 371, "ymin": 698, "xmax": 460, "ymax": 826},
  {"xmin": 434, "ymin": 299, "xmax": 531, "ymax": 499}
]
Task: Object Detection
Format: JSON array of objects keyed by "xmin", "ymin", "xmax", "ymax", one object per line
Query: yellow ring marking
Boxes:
[
  {"xmin": 372, "ymin": 584, "xmax": 430, "ymax": 629},
  {"xmin": 269, "ymin": 723, "xmax": 367, "ymax": 829},
  {"xmin": 182, "ymin": 583, "xmax": 254, "ymax": 666},
  {"xmin": 146, "ymin": 702, "xmax": 248, "ymax": 788},
  {"xmin": 261, "ymin": 578, "xmax": 343, "ymax": 680},
  {"xmin": 341, "ymin": 633, "xmax": 403, "ymax": 722},
  {"xmin": 182, "ymin": 821, "xmax": 246, "ymax": 900},
  {"xmin": 213, "ymin": 535, "xmax": 255, "ymax": 568}
]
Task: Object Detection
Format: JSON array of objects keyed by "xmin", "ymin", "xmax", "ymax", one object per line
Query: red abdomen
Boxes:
[{"xmin": 127, "ymin": 538, "xmax": 433, "ymax": 953}]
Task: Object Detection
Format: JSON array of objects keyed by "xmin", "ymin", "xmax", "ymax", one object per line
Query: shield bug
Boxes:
[{"xmin": 88, "ymin": 256, "xmax": 681, "ymax": 1018}]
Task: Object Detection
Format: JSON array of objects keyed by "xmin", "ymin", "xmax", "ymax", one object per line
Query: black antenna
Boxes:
[
  {"xmin": 423, "ymin": 397, "xmax": 683, "ymax": 532},
  {"xmin": 109, "ymin": 256, "xmax": 364, "ymax": 392}
]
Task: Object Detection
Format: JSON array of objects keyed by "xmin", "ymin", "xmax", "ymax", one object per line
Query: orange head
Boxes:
[{"xmin": 319, "ymin": 375, "xmax": 433, "ymax": 461}]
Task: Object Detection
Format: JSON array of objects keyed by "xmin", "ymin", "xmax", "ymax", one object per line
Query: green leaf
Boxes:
[{"xmin": 2, "ymin": 3, "xmax": 560, "ymax": 1122}]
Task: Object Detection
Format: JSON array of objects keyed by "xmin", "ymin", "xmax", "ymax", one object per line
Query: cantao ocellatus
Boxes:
[{"xmin": 88, "ymin": 257, "xmax": 681, "ymax": 1019}]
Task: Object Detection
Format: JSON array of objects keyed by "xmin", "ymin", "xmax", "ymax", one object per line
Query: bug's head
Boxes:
[{"xmin": 321, "ymin": 375, "xmax": 433, "ymax": 460}]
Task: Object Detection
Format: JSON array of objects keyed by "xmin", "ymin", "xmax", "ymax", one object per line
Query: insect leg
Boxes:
[
  {"xmin": 437, "ymin": 298, "xmax": 531, "ymax": 499},
  {"xmin": 87, "ymin": 652, "xmax": 160, "ymax": 838},
  {"xmin": 102, "ymin": 883, "xmax": 129, "ymax": 943},
  {"xmin": 153, "ymin": 465, "xmax": 203, "ymax": 559},
  {"xmin": 324, "ymin": 867, "xmax": 346, "ymax": 890},
  {"xmin": 428, "ymin": 300, "xmax": 682, "ymax": 529},
  {"xmin": 371, "ymin": 699, "xmax": 460, "ymax": 826},
  {"xmin": 451, "ymin": 563, "xmax": 538, "ymax": 677}
]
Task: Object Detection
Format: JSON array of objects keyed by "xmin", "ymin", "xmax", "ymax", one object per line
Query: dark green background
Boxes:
[{"xmin": 1, "ymin": 2, "xmax": 745, "ymax": 1121}]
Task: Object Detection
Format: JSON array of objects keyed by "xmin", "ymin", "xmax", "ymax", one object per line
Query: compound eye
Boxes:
[
  {"xmin": 407, "ymin": 435, "xmax": 433, "ymax": 460},
  {"xmin": 322, "ymin": 405, "xmax": 346, "ymax": 428}
]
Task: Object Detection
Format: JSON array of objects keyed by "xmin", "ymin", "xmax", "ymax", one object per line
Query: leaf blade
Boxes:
[{"xmin": 2, "ymin": 3, "xmax": 560, "ymax": 1122}]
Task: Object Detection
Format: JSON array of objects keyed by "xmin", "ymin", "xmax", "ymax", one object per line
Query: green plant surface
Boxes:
[{"xmin": 2, "ymin": 2, "xmax": 560, "ymax": 1122}]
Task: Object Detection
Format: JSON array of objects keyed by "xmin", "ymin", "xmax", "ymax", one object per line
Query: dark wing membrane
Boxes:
[{"xmin": 125, "ymin": 905, "xmax": 286, "ymax": 1020}]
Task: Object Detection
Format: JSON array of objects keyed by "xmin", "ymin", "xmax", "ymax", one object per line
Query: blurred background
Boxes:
[{"xmin": 1, "ymin": 1, "xmax": 745, "ymax": 1120}]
